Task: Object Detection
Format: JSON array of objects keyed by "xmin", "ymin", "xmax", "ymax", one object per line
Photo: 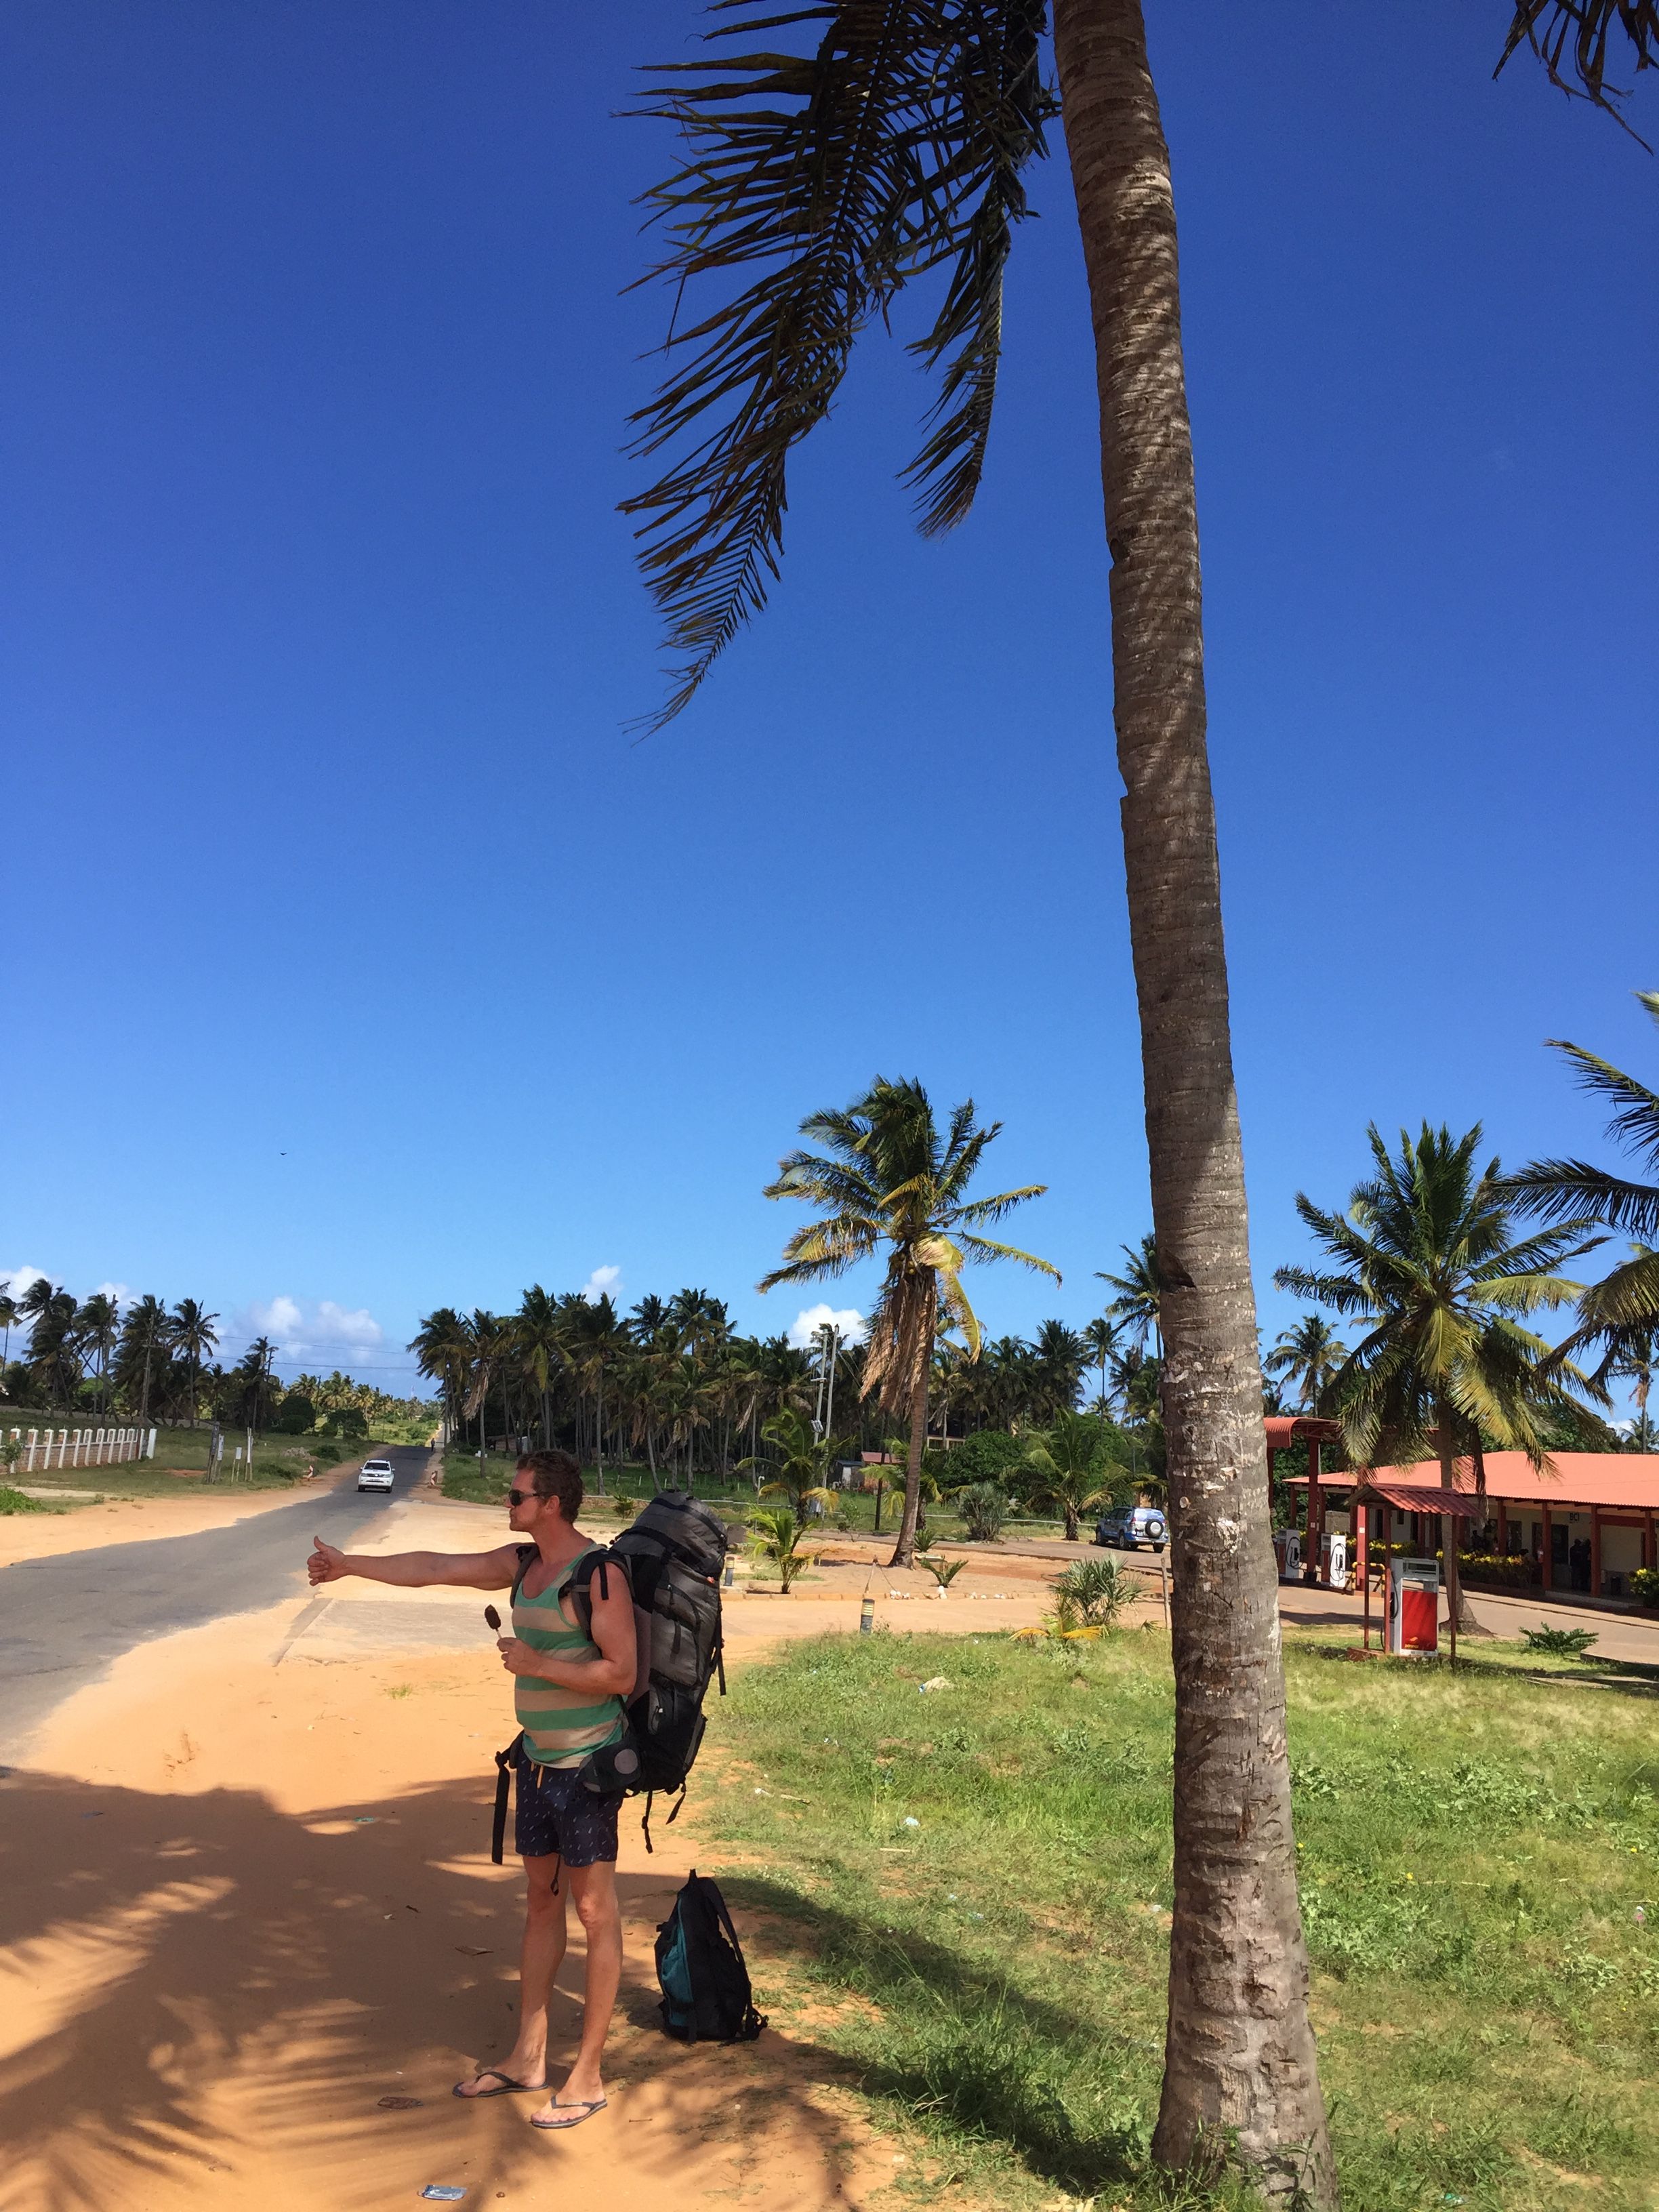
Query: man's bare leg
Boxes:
[
  {"xmin": 529, "ymin": 1858, "xmax": 621, "ymax": 2118},
  {"xmin": 454, "ymin": 1853, "xmax": 563, "ymax": 2095}
]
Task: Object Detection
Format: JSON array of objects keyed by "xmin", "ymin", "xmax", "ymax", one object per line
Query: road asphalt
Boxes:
[{"xmin": 0, "ymin": 1444, "xmax": 431, "ymax": 1759}]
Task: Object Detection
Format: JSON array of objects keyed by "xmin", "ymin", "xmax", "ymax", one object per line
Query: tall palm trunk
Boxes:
[
  {"xmin": 1051, "ymin": 0, "xmax": 1334, "ymax": 2198},
  {"xmin": 887, "ymin": 1357, "xmax": 929, "ymax": 1569},
  {"xmin": 1434, "ymin": 1397, "xmax": 1473, "ymax": 1633}
]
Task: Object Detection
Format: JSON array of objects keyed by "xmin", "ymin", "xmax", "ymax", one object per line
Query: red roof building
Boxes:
[{"xmin": 1280, "ymin": 1446, "xmax": 1659, "ymax": 1602}]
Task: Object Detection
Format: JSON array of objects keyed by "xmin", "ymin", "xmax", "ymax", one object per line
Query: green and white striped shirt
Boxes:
[{"xmin": 513, "ymin": 1542, "xmax": 626, "ymax": 1769}]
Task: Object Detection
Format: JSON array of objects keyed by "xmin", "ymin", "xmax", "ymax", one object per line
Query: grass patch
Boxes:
[
  {"xmin": 0, "ymin": 1483, "xmax": 60, "ymax": 1515},
  {"xmin": 697, "ymin": 1627, "xmax": 1659, "ymax": 2209}
]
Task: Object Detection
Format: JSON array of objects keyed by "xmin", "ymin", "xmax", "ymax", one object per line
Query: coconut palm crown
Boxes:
[
  {"xmin": 1502, "ymin": 991, "xmax": 1659, "ymax": 1383},
  {"xmin": 759, "ymin": 1076, "xmax": 1056, "ymax": 1566}
]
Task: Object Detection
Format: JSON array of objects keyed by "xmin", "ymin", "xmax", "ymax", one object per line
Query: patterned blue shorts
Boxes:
[{"xmin": 514, "ymin": 1756, "xmax": 620, "ymax": 1866}]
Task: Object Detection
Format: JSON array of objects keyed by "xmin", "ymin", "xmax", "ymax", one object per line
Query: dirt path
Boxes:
[{"xmin": 2, "ymin": 1567, "xmax": 1065, "ymax": 2212}]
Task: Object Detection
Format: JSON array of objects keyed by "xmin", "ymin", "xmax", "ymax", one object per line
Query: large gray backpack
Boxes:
[{"xmin": 491, "ymin": 1491, "xmax": 729, "ymax": 1860}]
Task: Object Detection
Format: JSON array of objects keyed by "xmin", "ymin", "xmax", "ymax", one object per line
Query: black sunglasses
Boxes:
[{"xmin": 507, "ymin": 1489, "xmax": 538, "ymax": 1509}]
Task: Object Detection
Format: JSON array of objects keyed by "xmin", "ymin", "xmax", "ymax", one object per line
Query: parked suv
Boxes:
[
  {"xmin": 356, "ymin": 1456, "xmax": 396, "ymax": 1493},
  {"xmin": 1094, "ymin": 1503, "xmax": 1168, "ymax": 1553}
]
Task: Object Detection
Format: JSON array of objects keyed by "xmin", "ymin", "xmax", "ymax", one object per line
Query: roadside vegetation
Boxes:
[
  {"xmin": 2, "ymin": 1425, "xmax": 372, "ymax": 1510},
  {"xmin": 704, "ymin": 1627, "xmax": 1659, "ymax": 2212}
]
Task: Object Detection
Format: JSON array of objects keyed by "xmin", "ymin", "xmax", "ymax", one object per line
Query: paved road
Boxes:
[{"xmin": 0, "ymin": 1445, "xmax": 432, "ymax": 1758}]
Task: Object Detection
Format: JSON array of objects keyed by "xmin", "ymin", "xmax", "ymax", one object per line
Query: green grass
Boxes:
[
  {"xmin": 697, "ymin": 1626, "xmax": 1659, "ymax": 2211},
  {"xmin": 0, "ymin": 1483, "xmax": 60, "ymax": 1515},
  {"xmin": 5, "ymin": 1424, "xmax": 373, "ymax": 1504}
]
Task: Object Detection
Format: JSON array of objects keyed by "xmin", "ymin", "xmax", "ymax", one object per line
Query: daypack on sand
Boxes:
[
  {"xmin": 491, "ymin": 1491, "xmax": 730, "ymax": 1862},
  {"xmin": 655, "ymin": 1870, "xmax": 766, "ymax": 2044}
]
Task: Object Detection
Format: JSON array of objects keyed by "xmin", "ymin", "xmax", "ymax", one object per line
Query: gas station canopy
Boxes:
[{"xmin": 1349, "ymin": 1479, "xmax": 1480, "ymax": 1519}]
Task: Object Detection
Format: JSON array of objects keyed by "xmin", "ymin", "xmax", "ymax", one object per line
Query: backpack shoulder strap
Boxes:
[{"xmin": 508, "ymin": 1543, "xmax": 537, "ymax": 1605}]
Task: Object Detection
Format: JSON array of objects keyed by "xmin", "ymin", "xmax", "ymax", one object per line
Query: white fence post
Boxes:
[
  {"xmin": 146, "ymin": 1427, "xmax": 157, "ymax": 1460},
  {"xmin": 25, "ymin": 1428, "xmax": 37, "ymax": 1472}
]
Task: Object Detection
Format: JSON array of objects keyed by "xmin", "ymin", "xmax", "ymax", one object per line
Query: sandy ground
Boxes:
[
  {"xmin": 0, "ymin": 1500, "xmax": 1098, "ymax": 2212},
  {"xmin": 0, "ymin": 1458, "xmax": 369, "ymax": 1568}
]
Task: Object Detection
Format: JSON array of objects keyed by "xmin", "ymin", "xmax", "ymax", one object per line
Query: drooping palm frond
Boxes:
[
  {"xmin": 1497, "ymin": 0, "xmax": 1659, "ymax": 135},
  {"xmin": 624, "ymin": 1, "xmax": 1054, "ymax": 726}
]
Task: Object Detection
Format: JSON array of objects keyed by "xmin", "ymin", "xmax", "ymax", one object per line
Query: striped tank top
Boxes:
[{"xmin": 513, "ymin": 1542, "xmax": 626, "ymax": 1769}]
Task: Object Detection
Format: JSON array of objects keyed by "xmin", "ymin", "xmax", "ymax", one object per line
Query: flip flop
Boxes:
[
  {"xmin": 452, "ymin": 2068, "xmax": 551, "ymax": 2100},
  {"xmin": 530, "ymin": 2097, "xmax": 609, "ymax": 2130}
]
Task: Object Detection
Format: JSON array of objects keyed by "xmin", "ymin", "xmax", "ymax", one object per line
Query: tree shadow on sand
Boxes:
[{"xmin": 0, "ymin": 1768, "xmax": 861, "ymax": 2212}]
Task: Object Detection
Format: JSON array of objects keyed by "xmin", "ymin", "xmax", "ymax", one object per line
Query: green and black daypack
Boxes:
[{"xmin": 491, "ymin": 1490, "xmax": 730, "ymax": 1862}]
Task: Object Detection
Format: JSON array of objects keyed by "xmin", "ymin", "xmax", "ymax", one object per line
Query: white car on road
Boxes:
[{"xmin": 356, "ymin": 1457, "xmax": 396, "ymax": 1492}]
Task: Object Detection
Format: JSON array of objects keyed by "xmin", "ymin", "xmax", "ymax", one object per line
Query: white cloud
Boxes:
[
  {"xmin": 788, "ymin": 1303, "xmax": 867, "ymax": 1351},
  {"xmin": 232, "ymin": 1296, "xmax": 386, "ymax": 1366},
  {"xmin": 581, "ymin": 1265, "xmax": 623, "ymax": 1304},
  {"xmin": 314, "ymin": 1301, "xmax": 384, "ymax": 1348},
  {"xmin": 1, "ymin": 1265, "xmax": 49, "ymax": 1301},
  {"xmin": 92, "ymin": 1282, "xmax": 136, "ymax": 1309}
]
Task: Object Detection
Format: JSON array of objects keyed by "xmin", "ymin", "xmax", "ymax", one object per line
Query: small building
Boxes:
[{"xmin": 1283, "ymin": 1446, "xmax": 1659, "ymax": 1603}]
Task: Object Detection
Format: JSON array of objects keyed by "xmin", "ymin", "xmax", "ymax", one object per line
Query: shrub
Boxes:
[
  {"xmin": 1460, "ymin": 1552, "xmax": 1534, "ymax": 1589},
  {"xmin": 1521, "ymin": 1625, "xmax": 1599, "ymax": 1658},
  {"xmin": 940, "ymin": 1429, "xmax": 1026, "ymax": 1487},
  {"xmin": 0, "ymin": 1484, "xmax": 48, "ymax": 1516},
  {"xmin": 747, "ymin": 1506, "xmax": 808, "ymax": 1591},
  {"xmin": 1632, "ymin": 1566, "xmax": 1659, "ymax": 1610},
  {"xmin": 274, "ymin": 1393, "xmax": 316, "ymax": 1435},
  {"xmin": 917, "ymin": 1552, "xmax": 967, "ymax": 1590},
  {"xmin": 1053, "ymin": 1555, "xmax": 1134, "ymax": 1631},
  {"xmin": 955, "ymin": 1481, "xmax": 1008, "ymax": 1542}
]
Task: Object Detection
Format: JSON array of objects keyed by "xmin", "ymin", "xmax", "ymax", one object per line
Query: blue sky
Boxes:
[{"xmin": 5, "ymin": 1, "xmax": 1655, "ymax": 1395}]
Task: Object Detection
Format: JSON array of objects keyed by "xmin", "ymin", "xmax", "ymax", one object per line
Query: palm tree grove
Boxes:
[{"xmin": 6, "ymin": 7, "xmax": 1657, "ymax": 2211}]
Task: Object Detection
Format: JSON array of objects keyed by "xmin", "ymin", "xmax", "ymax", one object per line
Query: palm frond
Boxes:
[
  {"xmin": 955, "ymin": 1231, "xmax": 1060, "ymax": 1277},
  {"xmin": 624, "ymin": 1, "xmax": 1052, "ymax": 724},
  {"xmin": 1545, "ymin": 1034, "xmax": 1659, "ymax": 1169},
  {"xmin": 1496, "ymin": 0, "xmax": 1658, "ymax": 136},
  {"xmin": 902, "ymin": 1, "xmax": 1052, "ymax": 533},
  {"xmin": 1502, "ymin": 1159, "xmax": 1659, "ymax": 1240}
]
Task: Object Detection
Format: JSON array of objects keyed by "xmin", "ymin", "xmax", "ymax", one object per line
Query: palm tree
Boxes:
[
  {"xmin": 410, "ymin": 1307, "xmax": 473, "ymax": 1441},
  {"xmin": 1097, "ymin": 1234, "xmax": 1162, "ymax": 1356},
  {"xmin": 1021, "ymin": 1409, "xmax": 1113, "ymax": 1540},
  {"xmin": 0, "ymin": 1290, "xmax": 20, "ymax": 1369},
  {"xmin": 746, "ymin": 1505, "xmax": 811, "ymax": 1593},
  {"xmin": 1277, "ymin": 1124, "xmax": 1605, "ymax": 1629},
  {"xmin": 1607, "ymin": 1314, "xmax": 1656, "ymax": 1450},
  {"xmin": 24, "ymin": 1284, "xmax": 81, "ymax": 1408},
  {"xmin": 760, "ymin": 1077, "xmax": 1057, "ymax": 1569},
  {"xmin": 1030, "ymin": 1318, "xmax": 1087, "ymax": 1424},
  {"xmin": 116, "ymin": 1294, "xmax": 172, "ymax": 1427},
  {"xmin": 169, "ymin": 1299, "xmax": 219, "ymax": 1429},
  {"xmin": 562, "ymin": 1294, "xmax": 631, "ymax": 1488},
  {"xmin": 1264, "ymin": 1315, "xmax": 1349, "ymax": 1417},
  {"xmin": 739, "ymin": 1406, "xmax": 838, "ymax": 1520},
  {"xmin": 1082, "ymin": 1313, "xmax": 1120, "ymax": 1416},
  {"xmin": 620, "ymin": 8, "xmax": 1650, "ymax": 2184},
  {"xmin": 75, "ymin": 1293, "xmax": 121, "ymax": 1416},
  {"xmin": 1503, "ymin": 991, "xmax": 1659, "ymax": 1385},
  {"xmin": 515, "ymin": 1284, "xmax": 566, "ymax": 1445}
]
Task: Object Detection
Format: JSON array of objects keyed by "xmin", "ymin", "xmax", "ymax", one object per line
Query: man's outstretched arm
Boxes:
[{"xmin": 308, "ymin": 1535, "xmax": 522, "ymax": 1591}]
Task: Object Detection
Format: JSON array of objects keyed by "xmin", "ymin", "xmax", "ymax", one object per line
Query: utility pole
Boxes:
[{"xmin": 811, "ymin": 1322, "xmax": 840, "ymax": 1442}]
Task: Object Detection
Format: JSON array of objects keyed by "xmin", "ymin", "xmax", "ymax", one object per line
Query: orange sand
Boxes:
[{"xmin": 1, "ymin": 1563, "xmax": 1047, "ymax": 2212}]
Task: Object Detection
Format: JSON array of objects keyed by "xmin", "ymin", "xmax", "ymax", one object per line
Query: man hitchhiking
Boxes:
[{"xmin": 306, "ymin": 1447, "xmax": 635, "ymax": 2130}]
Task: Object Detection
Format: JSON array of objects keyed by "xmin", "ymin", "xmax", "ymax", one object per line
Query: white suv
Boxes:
[{"xmin": 356, "ymin": 1457, "xmax": 396, "ymax": 1492}]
